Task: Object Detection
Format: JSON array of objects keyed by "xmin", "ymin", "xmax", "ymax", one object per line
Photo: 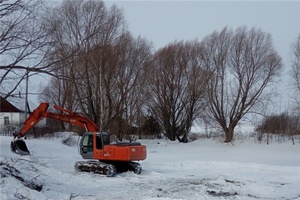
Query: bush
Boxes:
[{"xmin": 256, "ymin": 112, "xmax": 300, "ymax": 136}]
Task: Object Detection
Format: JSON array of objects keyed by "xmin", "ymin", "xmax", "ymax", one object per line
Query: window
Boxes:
[
  {"xmin": 82, "ymin": 134, "xmax": 93, "ymax": 152},
  {"xmin": 96, "ymin": 135, "xmax": 103, "ymax": 149},
  {"xmin": 4, "ymin": 116, "xmax": 9, "ymax": 125},
  {"xmin": 82, "ymin": 135, "xmax": 93, "ymax": 146}
]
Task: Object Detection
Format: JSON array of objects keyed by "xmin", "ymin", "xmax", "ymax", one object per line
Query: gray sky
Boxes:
[
  {"xmin": 104, "ymin": 0, "xmax": 300, "ymax": 111},
  {"xmin": 23, "ymin": 1, "xmax": 300, "ymax": 112},
  {"xmin": 104, "ymin": 1, "xmax": 300, "ymax": 60}
]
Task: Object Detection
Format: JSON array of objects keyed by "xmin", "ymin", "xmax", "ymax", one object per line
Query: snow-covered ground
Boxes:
[{"xmin": 1, "ymin": 134, "xmax": 300, "ymax": 200}]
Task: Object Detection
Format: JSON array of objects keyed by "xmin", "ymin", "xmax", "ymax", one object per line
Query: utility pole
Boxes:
[
  {"xmin": 100, "ymin": 63, "xmax": 103, "ymax": 129},
  {"xmin": 24, "ymin": 67, "xmax": 29, "ymax": 119}
]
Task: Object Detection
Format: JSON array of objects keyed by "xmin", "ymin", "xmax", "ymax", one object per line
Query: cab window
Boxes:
[
  {"xmin": 96, "ymin": 135, "xmax": 103, "ymax": 149},
  {"xmin": 101, "ymin": 132, "xmax": 110, "ymax": 145},
  {"xmin": 82, "ymin": 135, "xmax": 93, "ymax": 152}
]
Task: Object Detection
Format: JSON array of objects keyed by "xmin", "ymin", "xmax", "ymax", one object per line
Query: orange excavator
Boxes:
[{"xmin": 11, "ymin": 102, "xmax": 147, "ymax": 176}]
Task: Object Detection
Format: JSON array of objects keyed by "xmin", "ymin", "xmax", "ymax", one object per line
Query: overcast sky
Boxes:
[
  {"xmin": 103, "ymin": 0, "xmax": 300, "ymax": 111},
  {"xmin": 104, "ymin": 1, "xmax": 299, "ymax": 64},
  {"xmin": 24, "ymin": 0, "xmax": 300, "ymax": 112}
]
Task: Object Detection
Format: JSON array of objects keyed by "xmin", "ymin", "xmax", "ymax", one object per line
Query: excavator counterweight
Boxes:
[{"xmin": 10, "ymin": 102, "xmax": 147, "ymax": 176}]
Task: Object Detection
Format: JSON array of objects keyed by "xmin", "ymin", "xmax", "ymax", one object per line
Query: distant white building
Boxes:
[
  {"xmin": 0, "ymin": 97, "xmax": 45, "ymax": 131},
  {"xmin": 0, "ymin": 97, "xmax": 25, "ymax": 131}
]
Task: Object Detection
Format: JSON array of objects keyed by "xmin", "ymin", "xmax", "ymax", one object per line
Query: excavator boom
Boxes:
[
  {"xmin": 11, "ymin": 102, "xmax": 98, "ymax": 155},
  {"xmin": 13, "ymin": 102, "xmax": 98, "ymax": 139}
]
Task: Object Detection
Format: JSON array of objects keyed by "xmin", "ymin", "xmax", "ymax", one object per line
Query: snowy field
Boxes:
[{"xmin": 1, "ymin": 134, "xmax": 300, "ymax": 200}]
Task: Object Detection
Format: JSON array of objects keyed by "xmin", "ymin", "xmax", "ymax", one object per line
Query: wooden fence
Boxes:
[{"xmin": 0, "ymin": 130, "xmax": 13, "ymax": 136}]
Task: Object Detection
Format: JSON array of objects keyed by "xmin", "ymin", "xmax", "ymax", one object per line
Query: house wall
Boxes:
[
  {"xmin": 0, "ymin": 112, "xmax": 46, "ymax": 130},
  {"xmin": 0, "ymin": 112, "xmax": 23, "ymax": 130}
]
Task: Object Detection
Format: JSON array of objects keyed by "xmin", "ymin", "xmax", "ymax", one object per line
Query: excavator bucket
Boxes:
[{"xmin": 11, "ymin": 139, "xmax": 30, "ymax": 155}]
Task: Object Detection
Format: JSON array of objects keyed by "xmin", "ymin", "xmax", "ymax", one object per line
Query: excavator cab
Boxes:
[
  {"xmin": 11, "ymin": 139, "xmax": 30, "ymax": 155},
  {"xmin": 79, "ymin": 132, "xmax": 110, "ymax": 159}
]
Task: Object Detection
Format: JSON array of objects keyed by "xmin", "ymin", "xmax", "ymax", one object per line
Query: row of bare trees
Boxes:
[
  {"xmin": 256, "ymin": 112, "xmax": 300, "ymax": 136},
  {"xmin": 1, "ymin": 0, "xmax": 299, "ymax": 142}
]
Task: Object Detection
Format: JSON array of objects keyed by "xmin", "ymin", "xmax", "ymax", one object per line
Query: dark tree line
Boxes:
[
  {"xmin": 3, "ymin": 0, "xmax": 298, "ymax": 143},
  {"xmin": 256, "ymin": 112, "xmax": 300, "ymax": 136}
]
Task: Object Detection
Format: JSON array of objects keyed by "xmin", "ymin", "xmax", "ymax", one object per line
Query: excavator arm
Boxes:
[
  {"xmin": 11, "ymin": 102, "xmax": 99, "ymax": 154},
  {"xmin": 13, "ymin": 102, "xmax": 49, "ymax": 139},
  {"xmin": 13, "ymin": 102, "xmax": 98, "ymax": 138}
]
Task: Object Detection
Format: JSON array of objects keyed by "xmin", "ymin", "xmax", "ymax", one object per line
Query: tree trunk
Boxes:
[
  {"xmin": 224, "ymin": 127, "xmax": 234, "ymax": 143},
  {"xmin": 176, "ymin": 133, "xmax": 188, "ymax": 143},
  {"xmin": 166, "ymin": 130, "xmax": 176, "ymax": 141}
]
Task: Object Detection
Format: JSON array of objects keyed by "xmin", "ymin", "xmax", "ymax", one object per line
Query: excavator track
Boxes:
[
  {"xmin": 111, "ymin": 161, "xmax": 142, "ymax": 174},
  {"xmin": 74, "ymin": 161, "xmax": 142, "ymax": 177},
  {"xmin": 74, "ymin": 161, "xmax": 116, "ymax": 177},
  {"xmin": 130, "ymin": 162, "xmax": 142, "ymax": 174}
]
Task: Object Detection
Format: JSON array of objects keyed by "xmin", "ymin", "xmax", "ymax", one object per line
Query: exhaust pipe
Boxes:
[{"xmin": 11, "ymin": 139, "xmax": 30, "ymax": 155}]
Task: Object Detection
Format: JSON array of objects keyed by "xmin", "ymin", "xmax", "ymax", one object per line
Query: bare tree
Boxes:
[
  {"xmin": 103, "ymin": 34, "xmax": 152, "ymax": 139},
  {"xmin": 146, "ymin": 41, "xmax": 209, "ymax": 142},
  {"xmin": 42, "ymin": 0, "xmax": 152, "ymax": 140},
  {"xmin": 41, "ymin": 0, "xmax": 126, "ymax": 123},
  {"xmin": 0, "ymin": 0, "xmax": 54, "ymax": 99},
  {"xmin": 202, "ymin": 27, "xmax": 282, "ymax": 142},
  {"xmin": 291, "ymin": 33, "xmax": 300, "ymax": 107}
]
